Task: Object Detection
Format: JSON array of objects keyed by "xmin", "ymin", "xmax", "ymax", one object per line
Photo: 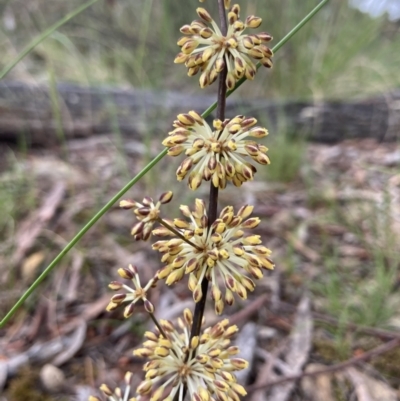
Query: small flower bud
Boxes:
[
  {"xmin": 245, "ymin": 15, "xmax": 262, "ymax": 28},
  {"xmin": 261, "ymin": 57, "xmax": 273, "ymax": 68},
  {"xmin": 124, "ymin": 303, "xmax": 135, "ymax": 318},
  {"xmin": 193, "ymin": 284, "xmax": 203, "ymax": 302},
  {"xmin": 242, "ymin": 217, "xmax": 260, "ymax": 228},
  {"xmin": 118, "ymin": 267, "xmax": 134, "ymax": 280},
  {"xmin": 258, "ymin": 32, "xmax": 273, "ymax": 42},
  {"xmin": 137, "ymin": 380, "xmax": 153, "ymax": 395},
  {"xmin": 196, "ymin": 7, "xmax": 212, "ymax": 22},
  {"xmin": 120, "ymin": 199, "xmax": 136, "ymax": 209},
  {"xmin": 231, "ymin": 358, "xmax": 249, "ymax": 370},
  {"xmin": 108, "ymin": 281, "xmax": 123, "ymax": 290},
  {"xmin": 100, "ymin": 384, "xmax": 113, "ymax": 396}
]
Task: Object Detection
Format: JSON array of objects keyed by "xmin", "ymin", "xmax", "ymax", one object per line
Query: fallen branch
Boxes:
[{"xmin": 246, "ymin": 337, "xmax": 400, "ymax": 392}]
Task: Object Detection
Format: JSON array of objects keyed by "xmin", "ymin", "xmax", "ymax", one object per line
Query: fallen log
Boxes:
[{"xmin": 0, "ymin": 81, "xmax": 399, "ymax": 146}]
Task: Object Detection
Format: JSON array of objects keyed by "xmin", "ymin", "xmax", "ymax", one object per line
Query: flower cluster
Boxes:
[
  {"xmin": 163, "ymin": 112, "xmax": 270, "ymax": 190},
  {"xmin": 133, "ymin": 309, "xmax": 248, "ymax": 401},
  {"xmin": 175, "ymin": 4, "xmax": 273, "ymax": 89},
  {"xmin": 153, "ymin": 199, "xmax": 274, "ymax": 314},
  {"xmin": 120, "ymin": 192, "xmax": 173, "ymax": 240},
  {"xmin": 106, "ymin": 264, "xmax": 158, "ymax": 318},
  {"xmin": 89, "ymin": 371, "xmax": 134, "ymax": 401}
]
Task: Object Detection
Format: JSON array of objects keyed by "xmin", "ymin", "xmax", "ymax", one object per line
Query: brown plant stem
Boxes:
[
  {"xmin": 156, "ymin": 217, "xmax": 202, "ymax": 251},
  {"xmin": 189, "ymin": 0, "xmax": 228, "ymax": 343},
  {"xmin": 149, "ymin": 312, "xmax": 168, "ymax": 339}
]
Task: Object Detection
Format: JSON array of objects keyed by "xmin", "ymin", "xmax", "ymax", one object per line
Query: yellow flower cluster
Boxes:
[
  {"xmin": 175, "ymin": 4, "xmax": 273, "ymax": 89},
  {"xmin": 133, "ymin": 309, "xmax": 248, "ymax": 401},
  {"xmin": 153, "ymin": 199, "xmax": 274, "ymax": 314},
  {"xmin": 163, "ymin": 111, "xmax": 270, "ymax": 190}
]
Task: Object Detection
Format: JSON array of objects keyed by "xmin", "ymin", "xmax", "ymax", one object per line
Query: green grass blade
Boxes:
[
  {"xmin": 0, "ymin": 0, "xmax": 101, "ymax": 80},
  {"xmin": 0, "ymin": 0, "xmax": 329, "ymax": 327}
]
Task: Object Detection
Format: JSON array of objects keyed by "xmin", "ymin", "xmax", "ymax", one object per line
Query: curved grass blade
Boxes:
[{"xmin": 0, "ymin": 0, "xmax": 101, "ymax": 80}]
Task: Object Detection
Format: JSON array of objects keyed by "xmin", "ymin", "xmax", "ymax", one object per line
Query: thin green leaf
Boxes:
[{"xmin": 0, "ymin": 0, "xmax": 101, "ymax": 80}]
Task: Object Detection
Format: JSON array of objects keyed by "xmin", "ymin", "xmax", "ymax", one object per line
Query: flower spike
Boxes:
[{"xmin": 163, "ymin": 112, "xmax": 270, "ymax": 190}]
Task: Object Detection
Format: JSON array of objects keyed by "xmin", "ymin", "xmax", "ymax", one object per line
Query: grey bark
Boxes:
[{"xmin": 0, "ymin": 81, "xmax": 399, "ymax": 146}]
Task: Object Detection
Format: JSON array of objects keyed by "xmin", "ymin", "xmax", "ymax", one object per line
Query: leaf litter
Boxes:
[{"xmin": 1, "ymin": 136, "xmax": 400, "ymax": 400}]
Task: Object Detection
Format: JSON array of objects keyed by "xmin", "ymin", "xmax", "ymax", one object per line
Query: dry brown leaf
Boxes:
[
  {"xmin": 266, "ymin": 296, "xmax": 313, "ymax": 401},
  {"xmin": 345, "ymin": 368, "xmax": 398, "ymax": 401},
  {"xmin": 21, "ymin": 251, "xmax": 45, "ymax": 282},
  {"xmin": 301, "ymin": 363, "xmax": 335, "ymax": 401},
  {"xmin": 11, "ymin": 181, "xmax": 66, "ymax": 268}
]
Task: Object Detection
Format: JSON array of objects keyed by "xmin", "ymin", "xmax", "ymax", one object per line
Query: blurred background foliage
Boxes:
[{"xmin": 0, "ymin": 0, "xmax": 399, "ymax": 99}]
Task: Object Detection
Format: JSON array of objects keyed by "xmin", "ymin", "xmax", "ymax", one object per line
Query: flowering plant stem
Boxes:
[
  {"xmin": 0, "ymin": 0, "xmax": 329, "ymax": 328},
  {"xmin": 189, "ymin": 0, "xmax": 228, "ymax": 342}
]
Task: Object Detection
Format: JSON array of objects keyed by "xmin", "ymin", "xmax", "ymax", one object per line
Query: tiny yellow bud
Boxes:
[
  {"xmin": 155, "ymin": 346, "xmax": 170, "ymax": 357},
  {"xmin": 214, "ymin": 380, "xmax": 229, "ymax": 391},
  {"xmin": 246, "ymin": 15, "xmax": 262, "ymax": 28},
  {"xmin": 243, "ymin": 235, "xmax": 262, "ymax": 245},
  {"xmin": 231, "ymin": 358, "xmax": 249, "ymax": 370},
  {"xmin": 137, "ymin": 380, "xmax": 153, "ymax": 395},
  {"xmin": 225, "ymin": 289, "xmax": 234, "ymax": 306},
  {"xmin": 261, "ymin": 57, "xmax": 273, "ymax": 68},
  {"xmin": 182, "ymin": 39, "xmax": 199, "ymax": 54},
  {"xmin": 99, "ymin": 384, "xmax": 112, "ymax": 396},
  {"xmin": 231, "ymin": 383, "xmax": 247, "ymax": 396},
  {"xmin": 188, "ymin": 110, "xmax": 204, "ymax": 125},
  {"xmin": 118, "ymin": 267, "xmax": 134, "ymax": 280},
  {"xmin": 193, "ymin": 284, "xmax": 203, "ymax": 302},
  {"xmin": 165, "ymin": 269, "xmax": 184, "ymax": 285},
  {"xmin": 215, "ymin": 299, "xmax": 225, "ymax": 315},
  {"xmin": 197, "ymin": 7, "xmax": 212, "ymax": 22},
  {"xmin": 183, "ymin": 308, "xmax": 193, "ymax": 325},
  {"xmin": 174, "ymin": 52, "xmax": 188, "ymax": 64},
  {"xmin": 150, "ymin": 386, "xmax": 164, "ymax": 401},
  {"xmin": 188, "ymin": 273, "xmax": 198, "ymax": 291},
  {"xmin": 242, "ymin": 217, "xmax": 260, "ymax": 228},
  {"xmin": 199, "ymin": 71, "xmax": 209, "ymax": 88},
  {"xmin": 119, "ymin": 199, "xmax": 136, "ymax": 209},
  {"xmin": 159, "ymin": 191, "xmax": 173, "ymax": 204},
  {"xmin": 189, "ymin": 173, "xmax": 202, "ymax": 190},
  {"xmin": 191, "ymin": 336, "xmax": 199, "ymax": 349},
  {"xmin": 145, "ymin": 369, "xmax": 159, "ymax": 380}
]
